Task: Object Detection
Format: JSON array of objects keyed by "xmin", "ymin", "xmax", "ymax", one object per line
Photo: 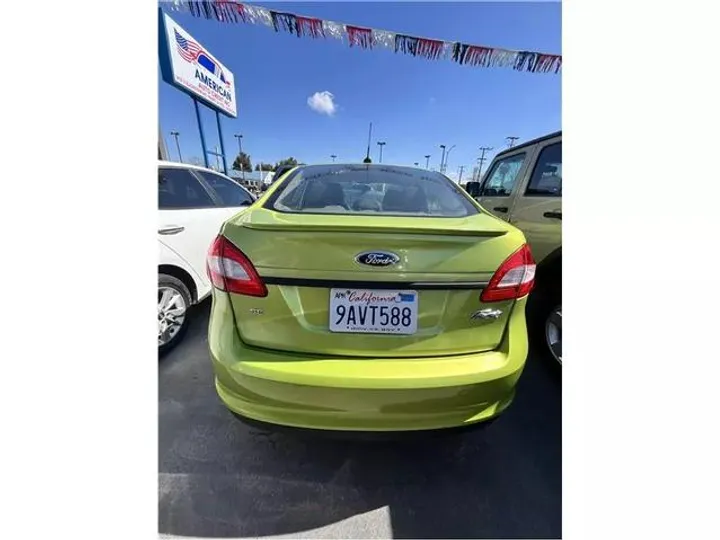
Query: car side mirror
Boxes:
[{"xmin": 465, "ymin": 181, "xmax": 481, "ymax": 198}]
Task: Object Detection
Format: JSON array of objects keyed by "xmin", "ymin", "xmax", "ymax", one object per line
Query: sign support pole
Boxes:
[
  {"xmin": 215, "ymin": 110, "xmax": 229, "ymax": 175},
  {"xmin": 160, "ymin": 10, "xmax": 236, "ymax": 172},
  {"xmin": 193, "ymin": 97, "xmax": 210, "ymax": 169}
]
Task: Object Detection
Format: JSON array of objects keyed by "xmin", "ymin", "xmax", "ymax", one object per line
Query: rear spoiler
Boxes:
[{"xmin": 240, "ymin": 222, "xmax": 507, "ymax": 238}]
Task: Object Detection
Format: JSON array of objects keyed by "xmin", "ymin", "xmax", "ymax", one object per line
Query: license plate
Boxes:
[{"xmin": 329, "ymin": 288, "xmax": 418, "ymax": 334}]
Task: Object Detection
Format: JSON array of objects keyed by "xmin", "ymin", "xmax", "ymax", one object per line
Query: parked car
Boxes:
[
  {"xmin": 270, "ymin": 164, "xmax": 295, "ymax": 184},
  {"xmin": 474, "ymin": 131, "xmax": 561, "ymax": 364},
  {"xmin": 158, "ymin": 161, "xmax": 256, "ymax": 353},
  {"xmin": 206, "ymin": 163, "xmax": 536, "ymax": 432}
]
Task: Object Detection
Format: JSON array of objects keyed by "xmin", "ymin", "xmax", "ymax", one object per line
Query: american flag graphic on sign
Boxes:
[{"xmin": 174, "ymin": 29, "xmax": 201, "ymax": 62}]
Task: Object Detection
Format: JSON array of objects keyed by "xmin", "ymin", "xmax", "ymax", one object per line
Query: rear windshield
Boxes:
[{"xmin": 265, "ymin": 165, "xmax": 479, "ymax": 217}]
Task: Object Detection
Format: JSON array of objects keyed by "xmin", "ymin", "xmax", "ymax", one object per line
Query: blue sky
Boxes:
[{"xmin": 159, "ymin": 1, "xmax": 561, "ymax": 180}]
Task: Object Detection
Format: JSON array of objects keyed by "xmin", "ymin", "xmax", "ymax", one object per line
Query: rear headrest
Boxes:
[
  {"xmin": 303, "ymin": 182, "xmax": 327, "ymax": 208},
  {"xmin": 382, "ymin": 186, "xmax": 428, "ymax": 213},
  {"xmin": 303, "ymin": 182, "xmax": 346, "ymax": 209},
  {"xmin": 382, "ymin": 189, "xmax": 406, "ymax": 212},
  {"xmin": 323, "ymin": 182, "xmax": 346, "ymax": 207}
]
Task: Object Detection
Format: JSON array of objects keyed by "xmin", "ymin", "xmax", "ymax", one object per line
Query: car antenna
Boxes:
[{"xmin": 363, "ymin": 122, "xmax": 373, "ymax": 164}]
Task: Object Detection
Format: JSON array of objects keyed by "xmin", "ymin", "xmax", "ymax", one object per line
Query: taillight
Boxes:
[
  {"xmin": 480, "ymin": 244, "xmax": 536, "ymax": 302},
  {"xmin": 206, "ymin": 236, "xmax": 267, "ymax": 297}
]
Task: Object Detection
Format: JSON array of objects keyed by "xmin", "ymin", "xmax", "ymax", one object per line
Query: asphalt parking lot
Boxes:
[{"xmin": 159, "ymin": 300, "xmax": 561, "ymax": 539}]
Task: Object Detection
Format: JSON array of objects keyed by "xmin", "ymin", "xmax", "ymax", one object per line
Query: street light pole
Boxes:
[
  {"xmin": 439, "ymin": 145, "xmax": 446, "ymax": 172},
  {"xmin": 424, "ymin": 155, "xmax": 431, "ymax": 169},
  {"xmin": 506, "ymin": 136, "xmax": 519, "ymax": 148},
  {"xmin": 234, "ymin": 134, "xmax": 245, "ymax": 181},
  {"xmin": 377, "ymin": 141, "xmax": 386, "ymax": 163},
  {"xmin": 443, "ymin": 144, "xmax": 456, "ymax": 173},
  {"xmin": 170, "ymin": 131, "xmax": 182, "ymax": 163},
  {"xmin": 330, "ymin": 154, "xmax": 337, "ymax": 162}
]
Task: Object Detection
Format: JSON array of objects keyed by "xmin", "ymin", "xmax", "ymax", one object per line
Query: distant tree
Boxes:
[
  {"xmin": 232, "ymin": 152, "xmax": 252, "ymax": 172},
  {"xmin": 273, "ymin": 157, "xmax": 298, "ymax": 171},
  {"xmin": 253, "ymin": 162, "xmax": 274, "ymax": 172},
  {"xmin": 363, "ymin": 156, "xmax": 372, "ymax": 164}
]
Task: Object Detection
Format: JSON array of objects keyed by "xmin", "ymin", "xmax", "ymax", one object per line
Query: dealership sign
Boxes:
[{"xmin": 159, "ymin": 11, "xmax": 237, "ymax": 118}]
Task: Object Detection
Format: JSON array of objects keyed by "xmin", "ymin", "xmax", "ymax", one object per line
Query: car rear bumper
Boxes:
[{"xmin": 208, "ymin": 292, "xmax": 529, "ymax": 432}]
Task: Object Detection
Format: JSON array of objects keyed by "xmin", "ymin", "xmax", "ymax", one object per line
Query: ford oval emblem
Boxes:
[{"xmin": 355, "ymin": 251, "xmax": 400, "ymax": 267}]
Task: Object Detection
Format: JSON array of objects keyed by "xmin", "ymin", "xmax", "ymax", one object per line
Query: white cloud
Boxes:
[{"xmin": 307, "ymin": 91, "xmax": 337, "ymax": 116}]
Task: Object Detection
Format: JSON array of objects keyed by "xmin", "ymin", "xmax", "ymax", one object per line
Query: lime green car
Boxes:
[{"xmin": 207, "ymin": 164, "xmax": 536, "ymax": 432}]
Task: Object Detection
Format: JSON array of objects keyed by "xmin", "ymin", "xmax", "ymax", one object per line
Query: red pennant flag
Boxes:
[
  {"xmin": 346, "ymin": 25, "xmax": 373, "ymax": 48},
  {"xmin": 297, "ymin": 16, "xmax": 325, "ymax": 38},
  {"xmin": 417, "ymin": 38, "xmax": 444, "ymax": 60}
]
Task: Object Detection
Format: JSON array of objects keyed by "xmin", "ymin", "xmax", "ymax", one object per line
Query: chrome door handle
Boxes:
[{"xmin": 159, "ymin": 226, "xmax": 184, "ymax": 235}]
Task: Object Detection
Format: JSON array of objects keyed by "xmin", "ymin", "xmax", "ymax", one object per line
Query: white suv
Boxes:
[{"xmin": 158, "ymin": 161, "xmax": 255, "ymax": 353}]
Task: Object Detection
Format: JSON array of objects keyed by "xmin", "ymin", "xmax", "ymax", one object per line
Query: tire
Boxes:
[
  {"xmin": 528, "ymin": 282, "xmax": 562, "ymax": 365},
  {"xmin": 158, "ymin": 273, "xmax": 192, "ymax": 355}
]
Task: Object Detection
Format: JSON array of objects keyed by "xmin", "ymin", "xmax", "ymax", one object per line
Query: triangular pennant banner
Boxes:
[
  {"xmin": 346, "ymin": 25, "xmax": 373, "ymax": 48},
  {"xmin": 175, "ymin": 2, "xmax": 561, "ymax": 74},
  {"xmin": 270, "ymin": 11, "xmax": 299, "ymax": 36},
  {"xmin": 297, "ymin": 16, "xmax": 325, "ymax": 38}
]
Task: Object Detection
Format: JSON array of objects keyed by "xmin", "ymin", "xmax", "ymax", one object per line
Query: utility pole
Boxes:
[
  {"xmin": 330, "ymin": 154, "xmax": 337, "ymax": 162},
  {"xmin": 377, "ymin": 141, "xmax": 386, "ymax": 163},
  {"xmin": 458, "ymin": 165, "xmax": 465, "ymax": 183},
  {"xmin": 506, "ymin": 136, "xmax": 519, "ymax": 148},
  {"xmin": 233, "ymin": 134, "xmax": 245, "ymax": 181},
  {"xmin": 170, "ymin": 131, "xmax": 182, "ymax": 163},
  {"xmin": 363, "ymin": 122, "xmax": 373, "ymax": 164},
  {"xmin": 424, "ymin": 155, "xmax": 431, "ymax": 169},
  {"xmin": 477, "ymin": 146, "xmax": 493, "ymax": 179},
  {"xmin": 439, "ymin": 145, "xmax": 446, "ymax": 172},
  {"xmin": 442, "ymin": 144, "xmax": 456, "ymax": 173}
]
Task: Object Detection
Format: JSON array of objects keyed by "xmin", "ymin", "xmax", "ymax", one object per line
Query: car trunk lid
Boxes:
[{"xmin": 220, "ymin": 209, "xmax": 524, "ymax": 358}]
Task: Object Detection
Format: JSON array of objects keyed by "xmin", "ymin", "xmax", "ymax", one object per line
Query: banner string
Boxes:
[{"xmin": 170, "ymin": 1, "xmax": 561, "ymax": 74}]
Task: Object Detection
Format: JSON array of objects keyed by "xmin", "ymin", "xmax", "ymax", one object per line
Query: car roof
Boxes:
[
  {"xmin": 158, "ymin": 160, "xmax": 230, "ymax": 176},
  {"xmin": 290, "ymin": 163, "xmax": 447, "ymax": 174},
  {"xmin": 494, "ymin": 130, "xmax": 561, "ymax": 158},
  {"xmin": 276, "ymin": 163, "xmax": 454, "ymax": 184},
  {"xmin": 158, "ymin": 161, "xmax": 255, "ymax": 191}
]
